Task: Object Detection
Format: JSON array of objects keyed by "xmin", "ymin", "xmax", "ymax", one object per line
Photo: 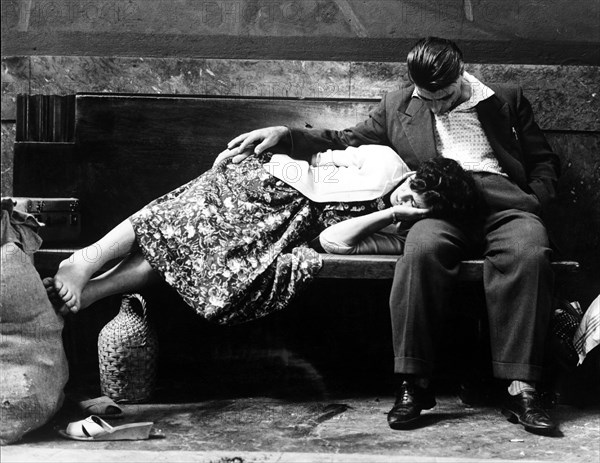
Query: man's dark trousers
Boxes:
[{"xmin": 389, "ymin": 172, "xmax": 554, "ymax": 382}]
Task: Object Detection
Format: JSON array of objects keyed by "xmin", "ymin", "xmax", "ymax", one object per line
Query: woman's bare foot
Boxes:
[
  {"xmin": 44, "ymin": 254, "xmax": 99, "ymax": 314},
  {"xmin": 43, "ymin": 277, "xmax": 73, "ymax": 316},
  {"xmin": 43, "ymin": 277, "xmax": 64, "ymax": 306},
  {"xmin": 42, "ymin": 220, "xmax": 139, "ymax": 315}
]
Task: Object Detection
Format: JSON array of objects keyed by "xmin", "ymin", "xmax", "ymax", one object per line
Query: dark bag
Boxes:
[
  {"xmin": 540, "ymin": 297, "xmax": 584, "ymax": 406},
  {"xmin": 550, "ymin": 297, "xmax": 583, "ymax": 368}
]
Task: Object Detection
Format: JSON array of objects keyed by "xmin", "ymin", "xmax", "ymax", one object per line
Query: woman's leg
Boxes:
[
  {"xmin": 77, "ymin": 250, "xmax": 161, "ymax": 310},
  {"xmin": 44, "ymin": 219, "xmax": 138, "ymax": 313}
]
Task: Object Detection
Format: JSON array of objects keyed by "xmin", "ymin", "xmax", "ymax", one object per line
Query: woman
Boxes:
[
  {"xmin": 316, "ymin": 156, "xmax": 479, "ymax": 255},
  {"xmin": 44, "ymin": 146, "xmax": 476, "ymax": 325}
]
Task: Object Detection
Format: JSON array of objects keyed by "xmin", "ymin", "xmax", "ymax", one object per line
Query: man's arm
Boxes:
[
  {"xmin": 515, "ymin": 88, "xmax": 561, "ymax": 209},
  {"xmin": 215, "ymin": 94, "xmax": 393, "ymax": 166},
  {"xmin": 213, "ymin": 126, "xmax": 290, "ymax": 166},
  {"xmin": 288, "ymin": 94, "xmax": 392, "ymax": 158}
]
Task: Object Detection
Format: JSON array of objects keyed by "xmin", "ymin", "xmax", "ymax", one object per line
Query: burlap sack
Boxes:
[{"xmin": 0, "ymin": 207, "xmax": 69, "ymax": 445}]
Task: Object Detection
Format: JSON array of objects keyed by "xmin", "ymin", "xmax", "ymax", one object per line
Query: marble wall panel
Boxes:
[
  {"xmin": 469, "ymin": 64, "xmax": 600, "ymax": 133},
  {"xmin": 546, "ymin": 132, "xmax": 600, "ymax": 264},
  {"xmin": 349, "ymin": 62, "xmax": 600, "ymax": 132},
  {"xmin": 1, "ymin": 56, "xmax": 29, "ymax": 120},
  {"xmin": 1, "ymin": 123, "xmax": 15, "ymax": 196},
  {"xmin": 545, "ymin": 131, "xmax": 600, "ymax": 305},
  {"xmin": 349, "ymin": 62, "xmax": 407, "ymax": 98},
  {"xmin": 2, "ymin": 56, "xmax": 351, "ymax": 101},
  {"xmin": 4, "ymin": 56, "xmax": 597, "ymax": 131},
  {"xmin": 199, "ymin": 59, "xmax": 350, "ymax": 98}
]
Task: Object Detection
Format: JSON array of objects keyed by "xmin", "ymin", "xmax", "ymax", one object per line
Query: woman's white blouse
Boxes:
[{"xmin": 263, "ymin": 145, "xmax": 410, "ymax": 203}]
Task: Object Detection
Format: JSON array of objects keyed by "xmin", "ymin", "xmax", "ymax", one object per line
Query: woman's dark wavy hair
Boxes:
[
  {"xmin": 409, "ymin": 157, "xmax": 479, "ymax": 222},
  {"xmin": 407, "ymin": 37, "xmax": 464, "ymax": 92}
]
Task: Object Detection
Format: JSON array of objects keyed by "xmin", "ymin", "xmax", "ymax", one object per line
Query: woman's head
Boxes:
[{"xmin": 389, "ymin": 157, "xmax": 479, "ymax": 221}]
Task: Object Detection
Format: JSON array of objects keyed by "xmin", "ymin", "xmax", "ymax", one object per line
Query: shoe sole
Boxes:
[
  {"xmin": 388, "ymin": 417, "xmax": 421, "ymax": 430},
  {"xmin": 501, "ymin": 408, "xmax": 557, "ymax": 435},
  {"xmin": 388, "ymin": 401, "xmax": 437, "ymax": 430}
]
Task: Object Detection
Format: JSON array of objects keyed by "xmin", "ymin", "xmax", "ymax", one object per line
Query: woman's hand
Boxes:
[
  {"xmin": 213, "ymin": 126, "xmax": 289, "ymax": 166},
  {"xmin": 391, "ymin": 204, "xmax": 430, "ymax": 222}
]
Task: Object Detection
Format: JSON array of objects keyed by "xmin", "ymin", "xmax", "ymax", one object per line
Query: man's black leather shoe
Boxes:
[
  {"xmin": 387, "ymin": 380, "xmax": 436, "ymax": 430},
  {"xmin": 502, "ymin": 391, "xmax": 557, "ymax": 435}
]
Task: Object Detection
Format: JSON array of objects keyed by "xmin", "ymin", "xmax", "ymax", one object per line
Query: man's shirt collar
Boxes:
[{"xmin": 411, "ymin": 71, "xmax": 495, "ymax": 111}]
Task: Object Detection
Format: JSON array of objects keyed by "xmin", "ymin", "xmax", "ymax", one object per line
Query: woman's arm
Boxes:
[{"xmin": 319, "ymin": 204, "xmax": 429, "ymax": 252}]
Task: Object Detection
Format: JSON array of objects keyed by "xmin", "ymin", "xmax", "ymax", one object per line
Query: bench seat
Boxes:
[
  {"xmin": 318, "ymin": 255, "xmax": 579, "ymax": 280},
  {"xmin": 34, "ymin": 248, "xmax": 579, "ymax": 281}
]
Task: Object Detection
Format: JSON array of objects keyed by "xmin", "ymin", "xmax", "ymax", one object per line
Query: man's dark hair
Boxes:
[
  {"xmin": 409, "ymin": 157, "xmax": 479, "ymax": 222},
  {"xmin": 407, "ymin": 37, "xmax": 464, "ymax": 92}
]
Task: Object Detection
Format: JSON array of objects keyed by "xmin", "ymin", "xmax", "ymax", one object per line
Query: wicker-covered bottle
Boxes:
[{"xmin": 98, "ymin": 293, "xmax": 158, "ymax": 403}]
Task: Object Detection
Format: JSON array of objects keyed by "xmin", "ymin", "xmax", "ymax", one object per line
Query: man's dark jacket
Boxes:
[{"xmin": 286, "ymin": 84, "xmax": 560, "ymax": 215}]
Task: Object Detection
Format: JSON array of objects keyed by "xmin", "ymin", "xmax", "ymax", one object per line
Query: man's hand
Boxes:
[
  {"xmin": 213, "ymin": 126, "xmax": 289, "ymax": 167},
  {"xmin": 213, "ymin": 147, "xmax": 255, "ymax": 167}
]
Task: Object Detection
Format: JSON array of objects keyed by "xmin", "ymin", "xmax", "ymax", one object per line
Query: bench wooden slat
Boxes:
[
  {"xmin": 34, "ymin": 249, "xmax": 579, "ymax": 281},
  {"xmin": 319, "ymin": 255, "xmax": 579, "ymax": 280}
]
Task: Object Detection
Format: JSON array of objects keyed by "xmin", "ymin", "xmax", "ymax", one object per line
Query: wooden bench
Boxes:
[
  {"xmin": 11, "ymin": 91, "xmax": 585, "ymax": 395},
  {"xmin": 13, "ymin": 93, "xmax": 579, "ymax": 281}
]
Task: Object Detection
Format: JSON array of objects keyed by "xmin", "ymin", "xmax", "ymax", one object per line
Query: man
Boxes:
[{"xmin": 216, "ymin": 37, "xmax": 560, "ymax": 435}]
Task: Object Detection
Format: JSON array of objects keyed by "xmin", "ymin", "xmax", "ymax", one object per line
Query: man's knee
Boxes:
[
  {"xmin": 487, "ymin": 213, "xmax": 552, "ymax": 269},
  {"xmin": 516, "ymin": 242, "xmax": 553, "ymax": 271},
  {"xmin": 398, "ymin": 219, "xmax": 463, "ymax": 266},
  {"xmin": 487, "ymin": 239, "xmax": 552, "ymax": 275}
]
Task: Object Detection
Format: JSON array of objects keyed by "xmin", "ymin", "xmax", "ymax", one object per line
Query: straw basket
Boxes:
[{"xmin": 98, "ymin": 293, "xmax": 158, "ymax": 403}]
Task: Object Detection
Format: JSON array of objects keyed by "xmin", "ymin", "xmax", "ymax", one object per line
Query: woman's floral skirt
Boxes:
[
  {"xmin": 130, "ymin": 153, "xmax": 385, "ymax": 325},
  {"xmin": 129, "ymin": 154, "xmax": 325, "ymax": 325}
]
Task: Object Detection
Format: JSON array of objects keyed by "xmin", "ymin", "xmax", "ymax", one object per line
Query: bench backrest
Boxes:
[{"xmin": 14, "ymin": 94, "xmax": 377, "ymax": 243}]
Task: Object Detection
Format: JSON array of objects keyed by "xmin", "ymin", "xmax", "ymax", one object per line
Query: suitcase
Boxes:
[{"xmin": 12, "ymin": 197, "xmax": 81, "ymax": 244}]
